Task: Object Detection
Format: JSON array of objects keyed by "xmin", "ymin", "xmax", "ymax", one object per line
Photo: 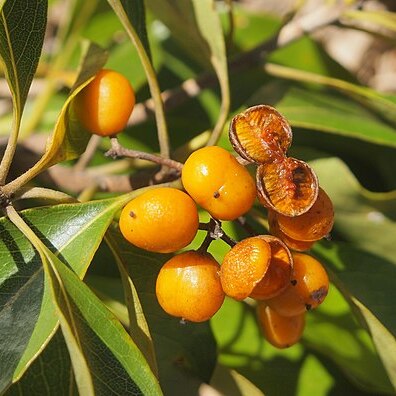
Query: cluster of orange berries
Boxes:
[
  {"xmin": 117, "ymin": 105, "xmax": 333, "ymax": 349},
  {"xmin": 224, "ymin": 105, "xmax": 333, "ymax": 347},
  {"xmin": 230, "ymin": 105, "xmax": 334, "ymax": 248},
  {"xmin": 74, "ymin": 69, "xmax": 334, "ymax": 349}
]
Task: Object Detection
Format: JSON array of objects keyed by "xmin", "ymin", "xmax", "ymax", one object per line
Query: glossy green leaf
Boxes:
[
  {"xmin": 105, "ymin": 225, "xmax": 218, "ymax": 395},
  {"xmin": 251, "ymin": 85, "xmax": 396, "ymax": 148},
  {"xmin": 36, "ymin": 40, "xmax": 108, "ymax": 167},
  {"xmin": 210, "ymin": 364, "xmax": 264, "ymax": 396},
  {"xmin": 312, "ymin": 157, "xmax": 396, "ymax": 263},
  {"xmin": 0, "ymin": 0, "xmax": 47, "ymax": 115},
  {"xmin": 86, "ymin": 275, "xmax": 130, "ymax": 327},
  {"xmin": 0, "ymin": 0, "xmax": 47, "ymax": 182},
  {"xmin": 82, "ymin": 9, "xmax": 154, "ymax": 91},
  {"xmin": 4, "ymin": 41, "xmax": 108, "ymax": 193},
  {"xmin": 145, "ymin": 0, "xmax": 213, "ymax": 69},
  {"xmin": 304, "ymin": 282, "xmax": 393, "ymax": 393},
  {"xmin": 105, "ymin": 228, "xmax": 158, "ymax": 377},
  {"xmin": 191, "ymin": 0, "xmax": 229, "ymax": 144},
  {"xmin": 5, "ymin": 330, "xmax": 76, "ymax": 396},
  {"xmin": 146, "ymin": 0, "xmax": 229, "ymax": 144},
  {"xmin": 211, "ymin": 297, "xmax": 367, "ymax": 395},
  {"xmin": 39, "ymin": 241, "xmax": 162, "ymax": 395},
  {"xmin": 313, "ymin": 242, "xmax": 396, "ymax": 391},
  {"xmin": 0, "ymin": 198, "xmax": 123, "ymax": 392},
  {"xmin": 264, "ymin": 62, "xmax": 396, "ymax": 127},
  {"xmin": 107, "ymin": 0, "xmax": 170, "ymax": 158},
  {"xmin": 118, "ymin": 0, "xmax": 151, "ymax": 60},
  {"xmin": 310, "ymin": 157, "xmax": 396, "ymax": 389}
]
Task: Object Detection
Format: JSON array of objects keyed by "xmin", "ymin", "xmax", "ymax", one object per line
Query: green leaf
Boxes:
[
  {"xmin": 269, "ymin": 35, "xmax": 354, "ymax": 80},
  {"xmin": 107, "ymin": 0, "xmax": 170, "ymax": 158},
  {"xmin": 118, "ymin": 0, "xmax": 151, "ymax": 60},
  {"xmin": 0, "ymin": 0, "xmax": 47, "ymax": 182},
  {"xmin": 35, "ymin": 40, "xmax": 108, "ymax": 167},
  {"xmin": 0, "ymin": 0, "xmax": 47, "ymax": 115},
  {"xmin": 3, "ymin": 41, "xmax": 108, "ymax": 194},
  {"xmin": 83, "ymin": 9, "xmax": 157, "ymax": 92},
  {"xmin": 145, "ymin": 0, "xmax": 214, "ymax": 69},
  {"xmin": 230, "ymin": 6, "xmax": 281, "ymax": 51},
  {"xmin": 105, "ymin": 225, "xmax": 218, "ymax": 395},
  {"xmin": 40, "ymin": 242, "xmax": 162, "ymax": 395},
  {"xmin": 251, "ymin": 85, "xmax": 396, "ymax": 148},
  {"xmin": 211, "ymin": 297, "xmax": 367, "ymax": 395},
  {"xmin": 311, "ymin": 157, "xmax": 396, "ymax": 263},
  {"xmin": 0, "ymin": 198, "xmax": 123, "ymax": 392},
  {"xmin": 191, "ymin": 0, "xmax": 229, "ymax": 144},
  {"xmin": 85, "ymin": 275, "xmax": 130, "ymax": 327},
  {"xmin": 5, "ymin": 330, "xmax": 76, "ymax": 396},
  {"xmin": 105, "ymin": 228, "xmax": 158, "ymax": 377},
  {"xmin": 313, "ymin": 242, "xmax": 396, "ymax": 391},
  {"xmin": 146, "ymin": 0, "xmax": 230, "ymax": 144},
  {"xmin": 309, "ymin": 157, "xmax": 396, "ymax": 388},
  {"xmin": 210, "ymin": 364, "xmax": 264, "ymax": 396},
  {"xmin": 264, "ymin": 62, "xmax": 396, "ymax": 127},
  {"xmin": 304, "ymin": 282, "xmax": 393, "ymax": 393}
]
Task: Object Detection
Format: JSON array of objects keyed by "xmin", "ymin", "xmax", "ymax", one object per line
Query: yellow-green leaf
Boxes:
[{"xmin": 3, "ymin": 41, "xmax": 107, "ymax": 195}]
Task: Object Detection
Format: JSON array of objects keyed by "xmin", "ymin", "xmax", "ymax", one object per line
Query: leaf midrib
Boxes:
[{"xmin": 0, "ymin": 6, "xmax": 21, "ymax": 111}]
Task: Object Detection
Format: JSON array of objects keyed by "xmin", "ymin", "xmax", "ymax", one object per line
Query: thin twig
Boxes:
[
  {"xmin": 220, "ymin": 233, "xmax": 237, "ymax": 247},
  {"xmin": 105, "ymin": 137, "xmax": 183, "ymax": 172},
  {"xmin": 197, "ymin": 232, "xmax": 214, "ymax": 254},
  {"xmin": 199, "ymin": 218, "xmax": 237, "ymax": 250}
]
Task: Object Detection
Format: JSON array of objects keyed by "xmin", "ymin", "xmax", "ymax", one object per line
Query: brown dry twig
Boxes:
[{"xmin": 105, "ymin": 137, "xmax": 183, "ymax": 172}]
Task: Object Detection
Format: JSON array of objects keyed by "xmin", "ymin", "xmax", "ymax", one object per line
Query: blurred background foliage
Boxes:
[{"xmin": 1, "ymin": 0, "xmax": 396, "ymax": 395}]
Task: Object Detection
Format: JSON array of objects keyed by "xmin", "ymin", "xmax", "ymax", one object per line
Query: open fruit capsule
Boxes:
[
  {"xmin": 256, "ymin": 157, "xmax": 319, "ymax": 217},
  {"xmin": 220, "ymin": 236, "xmax": 272, "ymax": 300},
  {"xmin": 249, "ymin": 235, "xmax": 293, "ymax": 300},
  {"xmin": 229, "ymin": 105, "xmax": 292, "ymax": 164}
]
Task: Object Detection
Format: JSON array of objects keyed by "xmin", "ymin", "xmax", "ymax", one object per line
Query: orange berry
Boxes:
[
  {"xmin": 276, "ymin": 188, "xmax": 334, "ymax": 242},
  {"xmin": 74, "ymin": 69, "xmax": 135, "ymax": 136},
  {"xmin": 220, "ymin": 236, "xmax": 271, "ymax": 300},
  {"xmin": 257, "ymin": 303, "xmax": 305, "ymax": 349},
  {"xmin": 267, "ymin": 253, "xmax": 329, "ymax": 316},
  {"xmin": 249, "ymin": 236, "xmax": 293, "ymax": 300},
  {"xmin": 268, "ymin": 210, "xmax": 315, "ymax": 252},
  {"xmin": 156, "ymin": 251, "xmax": 225, "ymax": 322},
  {"xmin": 119, "ymin": 188, "xmax": 199, "ymax": 253},
  {"xmin": 229, "ymin": 105, "xmax": 292, "ymax": 164},
  {"xmin": 181, "ymin": 146, "xmax": 256, "ymax": 221},
  {"xmin": 256, "ymin": 157, "xmax": 319, "ymax": 217}
]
